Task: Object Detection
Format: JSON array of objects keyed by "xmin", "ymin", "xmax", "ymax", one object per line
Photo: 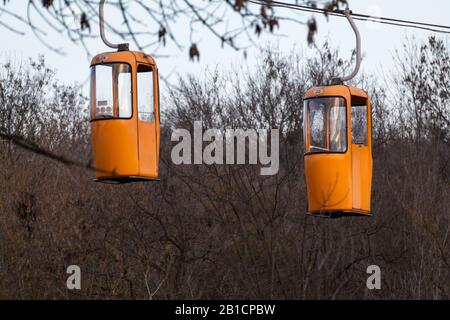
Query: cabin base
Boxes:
[
  {"xmin": 94, "ymin": 176, "xmax": 160, "ymax": 184},
  {"xmin": 307, "ymin": 210, "xmax": 372, "ymax": 219}
]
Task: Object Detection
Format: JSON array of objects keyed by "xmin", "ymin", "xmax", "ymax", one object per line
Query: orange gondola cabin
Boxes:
[
  {"xmin": 303, "ymin": 86, "xmax": 373, "ymax": 217},
  {"xmin": 90, "ymin": 50, "xmax": 160, "ymax": 183}
]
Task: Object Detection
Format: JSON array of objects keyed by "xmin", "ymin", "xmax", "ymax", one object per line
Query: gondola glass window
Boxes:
[
  {"xmin": 309, "ymin": 102, "xmax": 326, "ymax": 151},
  {"xmin": 90, "ymin": 63, "xmax": 132, "ymax": 119},
  {"xmin": 351, "ymin": 106, "xmax": 368, "ymax": 145},
  {"xmin": 304, "ymin": 97, "xmax": 347, "ymax": 153},
  {"xmin": 137, "ymin": 65, "xmax": 154, "ymax": 122}
]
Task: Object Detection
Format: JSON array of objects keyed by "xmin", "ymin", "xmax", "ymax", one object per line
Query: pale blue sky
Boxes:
[{"xmin": 0, "ymin": 0, "xmax": 449, "ymax": 94}]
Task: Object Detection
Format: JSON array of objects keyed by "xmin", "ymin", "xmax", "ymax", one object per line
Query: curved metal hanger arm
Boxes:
[
  {"xmin": 332, "ymin": 9, "xmax": 361, "ymax": 84},
  {"xmin": 99, "ymin": 0, "xmax": 129, "ymax": 51}
]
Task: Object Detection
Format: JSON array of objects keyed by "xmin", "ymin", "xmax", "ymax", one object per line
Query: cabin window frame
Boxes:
[
  {"xmin": 136, "ymin": 64, "xmax": 156, "ymax": 123},
  {"xmin": 90, "ymin": 62, "xmax": 133, "ymax": 122},
  {"xmin": 303, "ymin": 96, "xmax": 349, "ymax": 155},
  {"xmin": 351, "ymin": 104, "xmax": 369, "ymax": 146}
]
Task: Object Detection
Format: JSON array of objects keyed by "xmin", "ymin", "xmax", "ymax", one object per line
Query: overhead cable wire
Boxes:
[{"xmin": 248, "ymin": 0, "xmax": 450, "ymax": 34}]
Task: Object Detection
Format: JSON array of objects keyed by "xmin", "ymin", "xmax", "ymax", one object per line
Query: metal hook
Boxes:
[
  {"xmin": 332, "ymin": 9, "xmax": 361, "ymax": 84},
  {"xmin": 99, "ymin": 0, "xmax": 129, "ymax": 51}
]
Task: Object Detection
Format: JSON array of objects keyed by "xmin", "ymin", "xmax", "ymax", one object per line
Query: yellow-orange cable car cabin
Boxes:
[
  {"xmin": 302, "ymin": 9, "xmax": 373, "ymax": 218},
  {"xmin": 303, "ymin": 86, "xmax": 373, "ymax": 217},
  {"xmin": 90, "ymin": 0, "xmax": 160, "ymax": 183}
]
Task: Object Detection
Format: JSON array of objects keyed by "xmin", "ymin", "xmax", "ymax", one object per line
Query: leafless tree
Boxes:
[
  {"xmin": 0, "ymin": 0, "xmax": 349, "ymax": 58},
  {"xmin": 0, "ymin": 37, "xmax": 450, "ymax": 299}
]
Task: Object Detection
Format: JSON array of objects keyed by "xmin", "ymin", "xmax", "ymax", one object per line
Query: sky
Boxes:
[{"xmin": 0, "ymin": 0, "xmax": 449, "ymax": 95}]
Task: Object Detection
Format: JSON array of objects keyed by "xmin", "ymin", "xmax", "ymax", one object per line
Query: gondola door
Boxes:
[
  {"xmin": 136, "ymin": 64, "xmax": 159, "ymax": 178},
  {"xmin": 350, "ymin": 93, "xmax": 372, "ymax": 214},
  {"xmin": 303, "ymin": 88, "xmax": 353, "ymax": 215},
  {"xmin": 91, "ymin": 62, "xmax": 139, "ymax": 179}
]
